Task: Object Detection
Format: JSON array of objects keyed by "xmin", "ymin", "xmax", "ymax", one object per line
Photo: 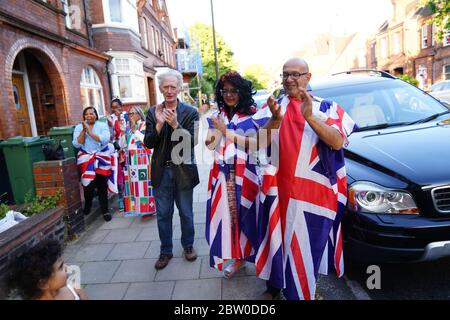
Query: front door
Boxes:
[{"xmin": 12, "ymin": 73, "xmax": 32, "ymax": 136}]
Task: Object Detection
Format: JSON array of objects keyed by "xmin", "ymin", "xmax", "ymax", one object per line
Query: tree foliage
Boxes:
[
  {"xmin": 420, "ymin": 0, "xmax": 450, "ymax": 42},
  {"xmin": 189, "ymin": 23, "xmax": 238, "ymax": 93},
  {"xmin": 243, "ymin": 64, "xmax": 272, "ymax": 90}
]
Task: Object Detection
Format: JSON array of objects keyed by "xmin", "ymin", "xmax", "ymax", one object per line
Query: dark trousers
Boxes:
[
  {"xmin": 266, "ymin": 281, "xmax": 282, "ymax": 297},
  {"xmin": 83, "ymin": 175, "xmax": 109, "ymax": 214}
]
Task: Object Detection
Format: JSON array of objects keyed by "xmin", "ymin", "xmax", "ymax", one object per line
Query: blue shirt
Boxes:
[{"xmin": 72, "ymin": 121, "xmax": 110, "ymax": 153}]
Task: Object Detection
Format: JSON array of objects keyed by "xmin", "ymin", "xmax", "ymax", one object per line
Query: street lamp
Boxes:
[{"xmin": 210, "ymin": 0, "xmax": 219, "ymax": 84}]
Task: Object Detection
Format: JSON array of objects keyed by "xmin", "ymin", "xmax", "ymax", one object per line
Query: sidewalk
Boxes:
[{"xmin": 63, "ymin": 112, "xmax": 360, "ymax": 300}]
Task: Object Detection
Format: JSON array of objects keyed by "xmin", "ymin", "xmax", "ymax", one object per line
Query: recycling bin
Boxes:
[{"xmin": 0, "ymin": 136, "xmax": 54, "ymax": 204}]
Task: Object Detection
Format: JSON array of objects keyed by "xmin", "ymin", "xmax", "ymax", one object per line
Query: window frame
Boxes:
[{"xmin": 80, "ymin": 66, "xmax": 105, "ymax": 116}]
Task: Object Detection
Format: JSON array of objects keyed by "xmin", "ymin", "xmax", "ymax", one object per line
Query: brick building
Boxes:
[
  {"xmin": 366, "ymin": 0, "xmax": 450, "ymax": 88},
  {"xmin": 90, "ymin": 0, "xmax": 176, "ymax": 109},
  {"xmin": 0, "ymin": 0, "xmax": 176, "ymax": 139},
  {"xmin": 0, "ymin": 0, "xmax": 111, "ymax": 139}
]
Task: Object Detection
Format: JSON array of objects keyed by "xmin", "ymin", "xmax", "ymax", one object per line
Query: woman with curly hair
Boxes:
[
  {"xmin": 8, "ymin": 239, "xmax": 87, "ymax": 300},
  {"xmin": 205, "ymin": 71, "xmax": 260, "ymax": 278}
]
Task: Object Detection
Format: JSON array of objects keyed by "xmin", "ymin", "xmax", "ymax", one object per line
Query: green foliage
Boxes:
[
  {"xmin": 189, "ymin": 76, "xmax": 214, "ymax": 99},
  {"xmin": 189, "ymin": 23, "xmax": 238, "ymax": 90},
  {"xmin": 420, "ymin": 0, "xmax": 450, "ymax": 42},
  {"xmin": 0, "ymin": 203, "xmax": 10, "ymax": 220},
  {"xmin": 21, "ymin": 191, "xmax": 61, "ymax": 217},
  {"xmin": 243, "ymin": 64, "xmax": 272, "ymax": 90},
  {"xmin": 399, "ymin": 74, "xmax": 419, "ymax": 87}
]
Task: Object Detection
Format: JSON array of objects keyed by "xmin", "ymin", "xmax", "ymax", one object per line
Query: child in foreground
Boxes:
[{"xmin": 8, "ymin": 238, "xmax": 87, "ymax": 300}]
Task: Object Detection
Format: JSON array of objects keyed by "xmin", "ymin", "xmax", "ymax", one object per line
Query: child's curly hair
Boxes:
[{"xmin": 8, "ymin": 238, "xmax": 62, "ymax": 300}]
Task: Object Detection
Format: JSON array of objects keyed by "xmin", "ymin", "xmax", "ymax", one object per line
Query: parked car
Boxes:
[
  {"xmin": 253, "ymin": 89, "xmax": 271, "ymax": 109},
  {"xmin": 307, "ymin": 70, "xmax": 450, "ymax": 263},
  {"xmin": 428, "ymin": 79, "xmax": 450, "ymax": 105}
]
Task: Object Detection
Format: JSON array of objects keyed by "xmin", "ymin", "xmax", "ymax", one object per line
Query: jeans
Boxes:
[{"xmin": 154, "ymin": 167, "xmax": 195, "ymax": 255}]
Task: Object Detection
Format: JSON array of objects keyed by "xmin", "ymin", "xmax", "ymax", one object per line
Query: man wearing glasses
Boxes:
[
  {"xmin": 144, "ymin": 69, "xmax": 200, "ymax": 270},
  {"xmin": 222, "ymin": 58, "xmax": 357, "ymax": 299},
  {"xmin": 254, "ymin": 57, "xmax": 357, "ymax": 299}
]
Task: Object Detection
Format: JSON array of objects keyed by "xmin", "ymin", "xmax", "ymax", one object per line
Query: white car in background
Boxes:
[
  {"xmin": 428, "ymin": 80, "xmax": 450, "ymax": 104},
  {"xmin": 253, "ymin": 89, "xmax": 271, "ymax": 109}
]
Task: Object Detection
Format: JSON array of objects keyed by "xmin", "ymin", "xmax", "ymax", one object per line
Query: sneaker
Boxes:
[
  {"xmin": 155, "ymin": 253, "xmax": 173, "ymax": 270},
  {"xmin": 103, "ymin": 212, "xmax": 112, "ymax": 222},
  {"xmin": 183, "ymin": 247, "xmax": 197, "ymax": 262}
]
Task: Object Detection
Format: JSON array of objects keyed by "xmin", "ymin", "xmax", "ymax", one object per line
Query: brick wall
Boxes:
[
  {"xmin": 0, "ymin": 207, "xmax": 65, "ymax": 299},
  {"xmin": 33, "ymin": 158, "xmax": 84, "ymax": 239},
  {"xmin": 0, "ymin": 24, "xmax": 110, "ymax": 139}
]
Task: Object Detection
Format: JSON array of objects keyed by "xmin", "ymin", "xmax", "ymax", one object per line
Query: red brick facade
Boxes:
[{"xmin": 0, "ymin": 0, "xmax": 110, "ymax": 139}]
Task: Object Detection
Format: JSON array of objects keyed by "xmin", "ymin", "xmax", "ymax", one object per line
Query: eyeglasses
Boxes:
[
  {"xmin": 220, "ymin": 89, "xmax": 239, "ymax": 96},
  {"xmin": 281, "ymin": 72, "xmax": 309, "ymax": 80},
  {"xmin": 128, "ymin": 112, "xmax": 137, "ymax": 115}
]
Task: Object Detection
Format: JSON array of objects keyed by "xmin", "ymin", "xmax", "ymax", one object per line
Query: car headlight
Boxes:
[{"xmin": 348, "ymin": 182, "xmax": 419, "ymax": 214}]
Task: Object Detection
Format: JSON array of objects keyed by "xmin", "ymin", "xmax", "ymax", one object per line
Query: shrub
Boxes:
[
  {"xmin": 399, "ymin": 74, "xmax": 419, "ymax": 87},
  {"xmin": 21, "ymin": 191, "xmax": 62, "ymax": 217}
]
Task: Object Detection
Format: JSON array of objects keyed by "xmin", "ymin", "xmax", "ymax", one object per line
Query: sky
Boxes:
[{"xmin": 166, "ymin": 0, "xmax": 393, "ymax": 72}]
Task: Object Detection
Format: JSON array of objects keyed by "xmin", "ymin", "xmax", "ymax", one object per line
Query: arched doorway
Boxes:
[{"xmin": 7, "ymin": 43, "xmax": 67, "ymax": 137}]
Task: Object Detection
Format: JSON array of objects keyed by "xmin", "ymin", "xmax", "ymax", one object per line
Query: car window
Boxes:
[{"xmin": 312, "ymin": 79, "xmax": 448, "ymax": 128}]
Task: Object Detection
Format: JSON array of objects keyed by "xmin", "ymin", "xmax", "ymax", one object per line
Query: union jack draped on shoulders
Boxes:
[
  {"xmin": 252, "ymin": 95, "xmax": 357, "ymax": 300},
  {"xmin": 77, "ymin": 143, "xmax": 118, "ymax": 194},
  {"xmin": 205, "ymin": 111, "xmax": 261, "ymax": 270}
]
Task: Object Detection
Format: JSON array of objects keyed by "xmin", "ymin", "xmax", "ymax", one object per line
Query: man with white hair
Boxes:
[{"xmin": 144, "ymin": 69, "xmax": 200, "ymax": 270}]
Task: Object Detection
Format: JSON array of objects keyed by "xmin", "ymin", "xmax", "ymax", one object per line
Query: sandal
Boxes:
[{"xmin": 223, "ymin": 260, "xmax": 246, "ymax": 279}]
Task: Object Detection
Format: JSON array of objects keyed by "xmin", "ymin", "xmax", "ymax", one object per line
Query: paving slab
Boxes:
[
  {"xmin": 111, "ymin": 259, "xmax": 158, "ymax": 283},
  {"xmin": 72, "ymin": 243, "xmax": 115, "ymax": 262},
  {"xmin": 124, "ymin": 281, "xmax": 175, "ymax": 300},
  {"xmin": 102, "ymin": 228, "xmax": 141, "ymax": 243},
  {"xmin": 80, "ymin": 260, "xmax": 121, "ymax": 284},
  {"xmin": 154, "ymin": 258, "xmax": 201, "ymax": 281},
  {"xmin": 172, "ymin": 278, "xmax": 222, "ymax": 300},
  {"xmin": 106, "ymin": 242, "xmax": 150, "ymax": 260},
  {"xmin": 135, "ymin": 227, "xmax": 161, "ymax": 242},
  {"xmin": 84, "ymin": 283, "xmax": 129, "ymax": 300}
]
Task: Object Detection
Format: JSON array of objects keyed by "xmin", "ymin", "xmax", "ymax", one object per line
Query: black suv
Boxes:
[{"xmin": 307, "ymin": 70, "xmax": 450, "ymax": 263}]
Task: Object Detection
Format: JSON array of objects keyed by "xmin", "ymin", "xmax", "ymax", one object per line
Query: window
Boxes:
[
  {"xmin": 444, "ymin": 30, "xmax": 450, "ymax": 47},
  {"xmin": 380, "ymin": 37, "xmax": 388, "ymax": 58},
  {"xmin": 118, "ymin": 76, "xmax": 132, "ymax": 98},
  {"xmin": 142, "ymin": 18, "xmax": 149, "ymax": 50},
  {"xmin": 393, "ymin": 32, "xmax": 401, "ymax": 54},
  {"xmin": 445, "ymin": 65, "xmax": 450, "ymax": 80},
  {"xmin": 61, "ymin": 0, "xmax": 71, "ymax": 28},
  {"xmin": 422, "ymin": 24, "xmax": 428, "ymax": 49},
  {"xmin": 431, "ymin": 23, "xmax": 435, "ymax": 46},
  {"xmin": 109, "ymin": 0, "xmax": 122, "ymax": 23},
  {"xmin": 114, "ymin": 58, "xmax": 130, "ymax": 72},
  {"xmin": 151, "ymin": 26, "xmax": 157, "ymax": 54},
  {"xmin": 80, "ymin": 66, "xmax": 105, "ymax": 116}
]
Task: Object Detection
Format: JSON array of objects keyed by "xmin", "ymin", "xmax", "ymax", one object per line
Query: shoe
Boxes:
[
  {"xmin": 223, "ymin": 260, "xmax": 246, "ymax": 279},
  {"xmin": 155, "ymin": 253, "xmax": 173, "ymax": 270},
  {"xmin": 183, "ymin": 247, "xmax": 197, "ymax": 262},
  {"xmin": 103, "ymin": 212, "xmax": 112, "ymax": 222}
]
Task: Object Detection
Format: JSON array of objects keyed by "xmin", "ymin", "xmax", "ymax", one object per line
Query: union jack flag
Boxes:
[
  {"xmin": 254, "ymin": 95, "xmax": 357, "ymax": 300},
  {"xmin": 77, "ymin": 143, "xmax": 118, "ymax": 194},
  {"xmin": 206, "ymin": 110, "xmax": 261, "ymax": 270}
]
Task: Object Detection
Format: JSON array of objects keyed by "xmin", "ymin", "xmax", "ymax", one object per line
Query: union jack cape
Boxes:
[
  {"xmin": 253, "ymin": 95, "xmax": 357, "ymax": 300},
  {"xmin": 206, "ymin": 110, "xmax": 261, "ymax": 270},
  {"xmin": 77, "ymin": 143, "xmax": 118, "ymax": 194}
]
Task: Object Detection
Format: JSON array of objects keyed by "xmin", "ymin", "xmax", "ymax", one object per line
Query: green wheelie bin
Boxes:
[
  {"xmin": 47, "ymin": 125, "xmax": 77, "ymax": 159},
  {"xmin": 0, "ymin": 136, "xmax": 54, "ymax": 204}
]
